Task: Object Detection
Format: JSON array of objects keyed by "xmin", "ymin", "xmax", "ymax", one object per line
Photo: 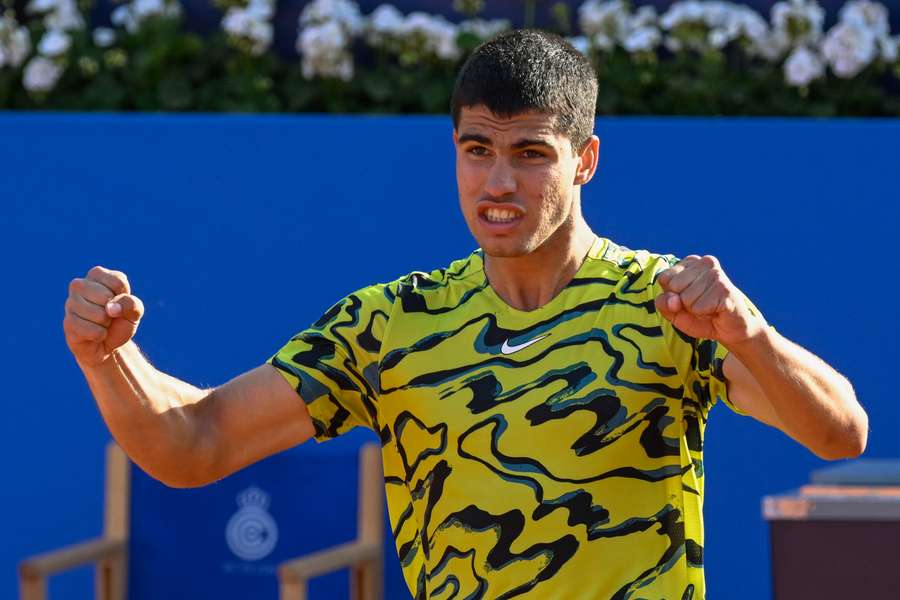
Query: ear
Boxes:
[
  {"xmin": 574, "ymin": 135, "xmax": 600, "ymax": 186},
  {"xmin": 452, "ymin": 129, "xmax": 458, "ymax": 145}
]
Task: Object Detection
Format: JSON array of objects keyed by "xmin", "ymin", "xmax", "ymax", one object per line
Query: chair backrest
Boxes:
[{"xmin": 123, "ymin": 429, "xmax": 403, "ymax": 600}]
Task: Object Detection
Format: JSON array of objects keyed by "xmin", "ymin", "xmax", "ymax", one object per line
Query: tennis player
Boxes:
[{"xmin": 64, "ymin": 29, "xmax": 867, "ymax": 600}]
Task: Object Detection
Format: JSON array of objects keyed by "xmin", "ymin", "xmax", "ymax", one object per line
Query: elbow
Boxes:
[
  {"xmin": 138, "ymin": 430, "xmax": 224, "ymax": 489},
  {"xmin": 155, "ymin": 473, "xmax": 210, "ymax": 489},
  {"xmin": 141, "ymin": 458, "xmax": 220, "ymax": 489},
  {"xmin": 816, "ymin": 398, "xmax": 869, "ymax": 461}
]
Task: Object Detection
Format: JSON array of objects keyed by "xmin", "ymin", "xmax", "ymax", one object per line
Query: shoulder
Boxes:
[
  {"xmin": 326, "ymin": 252, "xmax": 483, "ymax": 319},
  {"xmin": 587, "ymin": 238, "xmax": 679, "ymax": 289},
  {"xmin": 391, "ymin": 252, "xmax": 484, "ymax": 310}
]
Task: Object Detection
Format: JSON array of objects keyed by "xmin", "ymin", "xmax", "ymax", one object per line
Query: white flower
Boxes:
[
  {"xmin": 222, "ymin": 9, "xmax": 251, "ymax": 36},
  {"xmin": 579, "ymin": 0, "xmax": 628, "ymax": 49},
  {"xmin": 133, "ymin": 0, "xmax": 165, "ymax": 19},
  {"xmin": 771, "ymin": 0, "xmax": 825, "ymax": 47},
  {"xmin": 659, "ymin": 1, "xmax": 768, "ymax": 53},
  {"xmin": 222, "ymin": 6, "xmax": 273, "ymax": 55},
  {"xmin": 110, "ymin": 6, "xmax": 134, "ymax": 30},
  {"xmin": 404, "ymin": 12, "xmax": 460, "ymax": 60},
  {"xmin": 623, "ymin": 26, "xmax": 660, "ymax": 52},
  {"xmin": 458, "ymin": 18, "xmax": 509, "ymax": 40},
  {"xmin": 366, "ymin": 6, "xmax": 465, "ymax": 62},
  {"xmin": 839, "ymin": 1, "xmax": 889, "ymax": 37},
  {"xmin": 0, "ymin": 16, "xmax": 31, "ymax": 69},
  {"xmin": 93, "ymin": 27, "xmax": 116, "ymax": 48},
  {"xmin": 755, "ymin": 29, "xmax": 791, "ymax": 61},
  {"xmin": 631, "ymin": 5, "xmax": 657, "ymax": 29},
  {"xmin": 38, "ymin": 29, "xmax": 71, "ymax": 56},
  {"xmin": 567, "ymin": 35, "xmax": 590, "ymax": 55},
  {"xmin": 660, "ymin": 1, "xmax": 705, "ymax": 30},
  {"xmin": 728, "ymin": 6, "xmax": 769, "ymax": 44},
  {"xmin": 41, "ymin": 0, "xmax": 84, "ymax": 31},
  {"xmin": 369, "ymin": 4, "xmax": 404, "ymax": 37},
  {"xmin": 300, "ymin": 0, "xmax": 363, "ymax": 35},
  {"xmin": 702, "ymin": 3, "xmax": 768, "ymax": 49},
  {"xmin": 621, "ymin": 6, "xmax": 660, "ymax": 52},
  {"xmin": 23, "ymin": 55, "xmax": 63, "ymax": 92},
  {"xmin": 111, "ymin": 0, "xmax": 179, "ymax": 33},
  {"xmin": 245, "ymin": 0, "xmax": 273, "ymax": 22},
  {"xmin": 784, "ymin": 45, "xmax": 824, "ymax": 86},
  {"xmin": 297, "ymin": 20, "xmax": 354, "ymax": 80},
  {"xmin": 821, "ymin": 21, "xmax": 878, "ymax": 77}
]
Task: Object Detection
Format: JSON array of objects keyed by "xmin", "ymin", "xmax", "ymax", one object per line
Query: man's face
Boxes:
[{"xmin": 454, "ymin": 105, "xmax": 597, "ymax": 258}]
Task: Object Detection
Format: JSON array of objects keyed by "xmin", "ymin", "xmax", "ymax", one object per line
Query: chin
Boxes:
[{"xmin": 479, "ymin": 237, "xmax": 533, "ymax": 258}]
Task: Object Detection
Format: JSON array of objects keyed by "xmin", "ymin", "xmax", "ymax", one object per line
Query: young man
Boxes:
[{"xmin": 64, "ymin": 30, "xmax": 867, "ymax": 600}]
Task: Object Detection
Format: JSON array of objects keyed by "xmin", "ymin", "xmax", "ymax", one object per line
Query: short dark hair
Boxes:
[{"xmin": 450, "ymin": 29, "xmax": 598, "ymax": 154}]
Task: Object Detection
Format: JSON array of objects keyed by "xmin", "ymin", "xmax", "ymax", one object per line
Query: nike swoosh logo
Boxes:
[{"xmin": 500, "ymin": 334, "xmax": 549, "ymax": 355}]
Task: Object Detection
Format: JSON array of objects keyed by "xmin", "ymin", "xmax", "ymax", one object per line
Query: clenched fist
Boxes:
[
  {"xmin": 64, "ymin": 266, "xmax": 145, "ymax": 368},
  {"xmin": 655, "ymin": 254, "xmax": 765, "ymax": 347}
]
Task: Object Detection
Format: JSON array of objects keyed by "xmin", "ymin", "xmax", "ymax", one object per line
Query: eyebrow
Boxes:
[{"xmin": 457, "ymin": 133, "xmax": 555, "ymax": 151}]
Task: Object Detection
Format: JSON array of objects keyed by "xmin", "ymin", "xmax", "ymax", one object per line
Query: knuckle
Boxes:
[
  {"xmin": 68, "ymin": 278, "xmax": 82, "ymax": 295},
  {"xmin": 111, "ymin": 271, "xmax": 130, "ymax": 291},
  {"xmin": 702, "ymin": 254, "xmax": 720, "ymax": 267},
  {"xmin": 98, "ymin": 285, "xmax": 115, "ymax": 302},
  {"xmin": 88, "ymin": 265, "xmax": 108, "ymax": 278}
]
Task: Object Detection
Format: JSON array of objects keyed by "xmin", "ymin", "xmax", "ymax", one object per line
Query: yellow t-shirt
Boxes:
[{"xmin": 269, "ymin": 237, "xmax": 745, "ymax": 600}]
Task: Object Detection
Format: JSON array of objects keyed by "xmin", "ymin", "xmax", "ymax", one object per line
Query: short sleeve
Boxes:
[
  {"xmin": 268, "ymin": 282, "xmax": 396, "ymax": 442},
  {"xmin": 648, "ymin": 254, "xmax": 750, "ymax": 417}
]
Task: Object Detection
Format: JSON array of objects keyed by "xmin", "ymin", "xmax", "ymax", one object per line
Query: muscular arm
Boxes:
[
  {"xmin": 723, "ymin": 331, "xmax": 867, "ymax": 460},
  {"xmin": 656, "ymin": 255, "xmax": 868, "ymax": 461},
  {"xmin": 81, "ymin": 341, "xmax": 315, "ymax": 487},
  {"xmin": 66, "ymin": 266, "xmax": 316, "ymax": 486}
]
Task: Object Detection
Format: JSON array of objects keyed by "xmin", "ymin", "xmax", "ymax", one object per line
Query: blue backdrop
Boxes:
[{"xmin": 2, "ymin": 114, "xmax": 898, "ymax": 599}]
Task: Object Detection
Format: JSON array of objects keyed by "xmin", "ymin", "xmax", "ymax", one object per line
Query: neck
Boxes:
[{"xmin": 484, "ymin": 217, "xmax": 596, "ymax": 312}]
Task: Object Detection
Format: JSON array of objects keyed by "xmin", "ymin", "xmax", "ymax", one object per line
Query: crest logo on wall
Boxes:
[{"xmin": 225, "ymin": 486, "xmax": 279, "ymax": 561}]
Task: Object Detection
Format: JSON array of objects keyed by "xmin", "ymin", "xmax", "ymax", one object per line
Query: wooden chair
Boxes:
[
  {"xmin": 278, "ymin": 443, "xmax": 384, "ymax": 600},
  {"xmin": 19, "ymin": 443, "xmax": 130, "ymax": 600},
  {"xmin": 19, "ymin": 441, "xmax": 385, "ymax": 600}
]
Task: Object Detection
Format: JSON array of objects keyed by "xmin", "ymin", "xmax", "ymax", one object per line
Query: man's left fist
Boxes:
[{"xmin": 655, "ymin": 255, "xmax": 765, "ymax": 346}]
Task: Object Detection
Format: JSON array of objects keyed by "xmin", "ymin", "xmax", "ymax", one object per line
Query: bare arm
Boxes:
[
  {"xmin": 66, "ymin": 266, "xmax": 314, "ymax": 488},
  {"xmin": 656, "ymin": 255, "xmax": 868, "ymax": 460},
  {"xmin": 723, "ymin": 332, "xmax": 867, "ymax": 460}
]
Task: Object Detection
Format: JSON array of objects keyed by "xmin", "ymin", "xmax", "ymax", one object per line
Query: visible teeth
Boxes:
[{"xmin": 485, "ymin": 208, "xmax": 518, "ymax": 223}]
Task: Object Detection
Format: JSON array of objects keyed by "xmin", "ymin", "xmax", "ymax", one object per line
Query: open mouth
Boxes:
[
  {"xmin": 478, "ymin": 204, "xmax": 525, "ymax": 227},
  {"xmin": 483, "ymin": 207, "xmax": 520, "ymax": 223}
]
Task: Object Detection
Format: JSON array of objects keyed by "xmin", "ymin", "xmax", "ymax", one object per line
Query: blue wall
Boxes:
[{"xmin": 2, "ymin": 114, "xmax": 898, "ymax": 599}]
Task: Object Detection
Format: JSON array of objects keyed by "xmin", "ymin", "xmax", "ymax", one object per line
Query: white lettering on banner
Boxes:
[{"xmin": 225, "ymin": 486, "xmax": 279, "ymax": 561}]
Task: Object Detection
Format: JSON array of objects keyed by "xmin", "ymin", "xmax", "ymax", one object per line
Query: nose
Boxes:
[{"xmin": 484, "ymin": 158, "xmax": 517, "ymax": 198}]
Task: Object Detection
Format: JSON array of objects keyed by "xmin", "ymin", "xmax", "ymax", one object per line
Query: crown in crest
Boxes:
[{"xmin": 237, "ymin": 486, "xmax": 271, "ymax": 510}]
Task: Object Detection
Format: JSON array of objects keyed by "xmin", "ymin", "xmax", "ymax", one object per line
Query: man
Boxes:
[{"xmin": 64, "ymin": 30, "xmax": 866, "ymax": 600}]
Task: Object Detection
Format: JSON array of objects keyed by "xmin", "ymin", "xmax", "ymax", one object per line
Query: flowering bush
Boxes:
[{"xmin": 0, "ymin": 0, "xmax": 897, "ymax": 114}]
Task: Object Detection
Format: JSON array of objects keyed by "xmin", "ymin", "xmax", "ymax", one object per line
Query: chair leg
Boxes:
[
  {"xmin": 19, "ymin": 575, "xmax": 47, "ymax": 600},
  {"xmin": 350, "ymin": 558, "xmax": 383, "ymax": 600},
  {"xmin": 96, "ymin": 553, "xmax": 126, "ymax": 600},
  {"xmin": 280, "ymin": 578, "xmax": 308, "ymax": 600}
]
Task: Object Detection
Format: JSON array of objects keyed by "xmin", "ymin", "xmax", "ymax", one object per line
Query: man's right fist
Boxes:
[{"xmin": 64, "ymin": 266, "xmax": 145, "ymax": 368}]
